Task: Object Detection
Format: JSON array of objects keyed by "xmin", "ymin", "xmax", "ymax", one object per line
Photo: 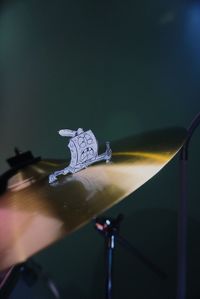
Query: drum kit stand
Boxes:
[
  {"xmin": 95, "ymin": 214, "xmax": 166, "ymax": 299},
  {"xmin": 0, "ymin": 112, "xmax": 199, "ymax": 299}
]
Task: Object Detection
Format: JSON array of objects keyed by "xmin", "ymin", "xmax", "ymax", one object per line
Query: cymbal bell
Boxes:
[{"xmin": 0, "ymin": 127, "xmax": 187, "ymax": 271}]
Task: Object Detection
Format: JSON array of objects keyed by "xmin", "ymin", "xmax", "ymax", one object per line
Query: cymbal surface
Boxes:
[{"xmin": 0, "ymin": 127, "xmax": 186, "ymax": 270}]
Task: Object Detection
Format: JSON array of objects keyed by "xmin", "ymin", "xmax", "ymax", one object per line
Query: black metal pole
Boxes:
[
  {"xmin": 95, "ymin": 216, "xmax": 122, "ymax": 299},
  {"xmin": 177, "ymin": 157, "xmax": 187, "ymax": 299},
  {"xmin": 106, "ymin": 234, "xmax": 115, "ymax": 299},
  {"xmin": 177, "ymin": 112, "xmax": 200, "ymax": 299},
  {"xmin": 95, "ymin": 214, "xmax": 166, "ymax": 299}
]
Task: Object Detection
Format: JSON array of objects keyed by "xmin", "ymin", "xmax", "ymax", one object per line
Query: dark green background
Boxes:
[{"xmin": 0, "ymin": 0, "xmax": 200, "ymax": 298}]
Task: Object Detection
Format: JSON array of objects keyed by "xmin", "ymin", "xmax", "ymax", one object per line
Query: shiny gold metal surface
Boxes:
[{"xmin": 0, "ymin": 127, "xmax": 186, "ymax": 270}]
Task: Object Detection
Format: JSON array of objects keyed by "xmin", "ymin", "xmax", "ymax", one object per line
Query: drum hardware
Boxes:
[
  {"xmin": 95, "ymin": 214, "xmax": 167, "ymax": 299},
  {"xmin": 177, "ymin": 111, "xmax": 200, "ymax": 299},
  {"xmin": 0, "ymin": 148, "xmax": 40, "ymax": 195},
  {"xmin": 0, "ymin": 127, "xmax": 187, "ymax": 271},
  {"xmin": 0, "ymin": 126, "xmax": 187, "ymax": 298},
  {"xmin": 0, "ymin": 259, "xmax": 60, "ymax": 299},
  {"xmin": 0, "ymin": 265, "xmax": 20, "ymax": 299}
]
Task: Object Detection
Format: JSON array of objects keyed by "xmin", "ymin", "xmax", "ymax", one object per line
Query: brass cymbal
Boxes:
[{"xmin": 0, "ymin": 127, "xmax": 186, "ymax": 270}]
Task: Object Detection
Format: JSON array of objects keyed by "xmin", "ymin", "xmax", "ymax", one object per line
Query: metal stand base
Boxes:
[{"xmin": 95, "ymin": 214, "xmax": 167, "ymax": 299}]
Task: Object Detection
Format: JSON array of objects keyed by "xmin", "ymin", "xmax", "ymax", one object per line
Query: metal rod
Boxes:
[
  {"xmin": 106, "ymin": 234, "xmax": 115, "ymax": 299},
  {"xmin": 95, "ymin": 214, "xmax": 166, "ymax": 299},
  {"xmin": 177, "ymin": 158, "xmax": 187, "ymax": 299},
  {"xmin": 177, "ymin": 111, "xmax": 200, "ymax": 299}
]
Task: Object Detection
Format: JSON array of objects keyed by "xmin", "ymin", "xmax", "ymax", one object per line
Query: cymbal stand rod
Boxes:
[
  {"xmin": 95, "ymin": 214, "xmax": 166, "ymax": 299},
  {"xmin": 106, "ymin": 232, "xmax": 115, "ymax": 299},
  {"xmin": 177, "ymin": 111, "xmax": 200, "ymax": 299},
  {"xmin": 95, "ymin": 214, "xmax": 123, "ymax": 299}
]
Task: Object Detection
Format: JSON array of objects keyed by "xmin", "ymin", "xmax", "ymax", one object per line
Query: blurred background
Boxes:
[{"xmin": 0, "ymin": 0, "xmax": 200, "ymax": 298}]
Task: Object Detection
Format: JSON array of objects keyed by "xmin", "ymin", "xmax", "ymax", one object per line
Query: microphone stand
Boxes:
[
  {"xmin": 177, "ymin": 112, "xmax": 200, "ymax": 299},
  {"xmin": 95, "ymin": 214, "xmax": 167, "ymax": 299}
]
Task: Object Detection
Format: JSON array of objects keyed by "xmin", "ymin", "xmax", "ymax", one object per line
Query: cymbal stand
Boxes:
[
  {"xmin": 95, "ymin": 214, "xmax": 167, "ymax": 299},
  {"xmin": 177, "ymin": 111, "xmax": 200, "ymax": 299}
]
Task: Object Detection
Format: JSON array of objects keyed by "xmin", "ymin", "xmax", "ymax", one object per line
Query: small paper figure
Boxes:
[{"xmin": 49, "ymin": 128, "xmax": 112, "ymax": 183}]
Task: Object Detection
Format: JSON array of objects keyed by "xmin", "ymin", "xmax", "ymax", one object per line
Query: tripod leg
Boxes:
[{"xmin": 117, "ymin": 234, "xmax": 167, "ymax": 280}]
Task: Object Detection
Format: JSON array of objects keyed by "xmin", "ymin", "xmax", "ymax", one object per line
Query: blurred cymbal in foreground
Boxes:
[{"xmin": 0, "ymin": 127, "xmax": 187, "ymax": 270}]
